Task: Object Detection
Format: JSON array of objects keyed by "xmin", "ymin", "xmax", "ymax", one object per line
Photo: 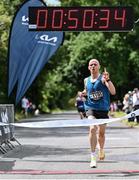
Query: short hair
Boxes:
[{"xmin": 89, "ymin": 59, "xmax": 100, "ymax": 66}]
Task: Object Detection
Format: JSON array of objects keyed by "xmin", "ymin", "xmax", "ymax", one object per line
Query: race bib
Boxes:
[{"xmin": 89, "ymin": 91, "xmax": 103, "ymax": 101}]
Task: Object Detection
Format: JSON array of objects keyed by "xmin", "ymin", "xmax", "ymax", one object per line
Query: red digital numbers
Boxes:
[
  {"xmin": 83, "ymin": 10, "xmax": 94, "ymax": 28},
  {"xmin": 30, "ymin": 7, "xmax": 133, "ymax": 31},
  {"xmin": 52, "ymin": 10, "xmax": 63, "ymax": 29},
  {"xmin": 68, "ymin": 10, "xmax": 78, "ymax": 29},
  {"xmin": 114, "ymin": 9, "xmax": 126, "ymax": 27},
  {"xmin": 99, "ymin": 9, "xmax": 110, "ymax": 29},
  {"xmin": 36, "ymin": 10, "xmax": 48, "ymax": 29}
]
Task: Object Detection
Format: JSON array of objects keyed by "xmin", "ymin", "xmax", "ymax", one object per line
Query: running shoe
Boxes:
[
  {"xmin": 98, "ymin": 149, "xmax": 105, "ymax": 160},
  {"xmin": 90, "ymin": 156, "xmax": 97, "ymax": 168}
]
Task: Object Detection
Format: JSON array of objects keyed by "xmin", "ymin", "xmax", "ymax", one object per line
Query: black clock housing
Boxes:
[{"xmin": 29, "ymin": 6, "xmax": 134, "ymax": 31}]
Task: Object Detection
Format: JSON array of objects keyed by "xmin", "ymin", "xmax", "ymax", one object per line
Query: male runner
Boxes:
[{"xmin": 81, "ymin": 59, "xmax": 116, "ymax": 168}]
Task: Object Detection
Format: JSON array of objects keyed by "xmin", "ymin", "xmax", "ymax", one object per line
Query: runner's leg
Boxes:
[{"xmin": 98, "ymin": 124, "xmax": 106, "ymax": 160}]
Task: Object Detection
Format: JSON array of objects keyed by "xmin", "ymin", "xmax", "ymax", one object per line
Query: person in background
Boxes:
[
  {"xmin": 117, "ymin": 100, "xmax": 123, "ymax": 111},
  {"xmin": 132, "ymin": 88, "xmax": 139, "ymax": 123},
  {"xmin": 28, "ymin": 101, "xmax": 36, "ymax": 114},
  {"xmin": 122, "ymin": 91, "xmax": 133, "ymax": 122},
  {"xmin": 81, "ymin": 59, "xmax": 116, "ymax": 168},
  {"xmin": 122, "ymin": 93, "xmax": 130, "ymax": 113},
  {"xmin": 75, "ymin": 91, "xmax": 86, "ymax": 119},
  {"xmin": 110, "ymin": 101, "xmax": 118, "ymax": 114},
  {"xmin": 21, "ymin": 96, "xmax": 30, "ymax": 117}
]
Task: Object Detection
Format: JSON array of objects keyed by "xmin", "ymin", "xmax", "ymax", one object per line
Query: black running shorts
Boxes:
[{"xmin": 86, "ymin": 109, "xmax": 109, "ymax": 119}]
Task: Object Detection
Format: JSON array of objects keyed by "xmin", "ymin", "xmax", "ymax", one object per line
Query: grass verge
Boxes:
[{"xmin": 110, "ymin": 111, "xmax": 139, "ymax": 128}]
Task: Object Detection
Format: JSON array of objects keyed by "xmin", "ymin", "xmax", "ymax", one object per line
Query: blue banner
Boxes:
[{"xmin": 8, "ymin": 0, "xmax": 64, "ymax": 103}]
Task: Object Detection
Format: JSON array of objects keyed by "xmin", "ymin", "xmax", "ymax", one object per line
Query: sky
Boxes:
[{"xmin": 43, "ymin": 0, "xmax": 61, "ymax": 6}]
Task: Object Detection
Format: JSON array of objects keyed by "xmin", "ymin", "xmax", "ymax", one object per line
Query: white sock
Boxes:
[{"xmin": 91, "ymin": 152, "xmax": 96, "ymax": 157}]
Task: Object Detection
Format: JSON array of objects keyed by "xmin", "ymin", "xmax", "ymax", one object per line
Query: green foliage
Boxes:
[
  {"xmin": 0, "ymin": 0, "xmax": 23, "ymax": 103},
  {"xmin": 1, "ymin": 0, "xmax": 139, "ymax": 112},
  {"xmin": 38, "ymin": 69, "xmax": 74, "ymax": 112}
]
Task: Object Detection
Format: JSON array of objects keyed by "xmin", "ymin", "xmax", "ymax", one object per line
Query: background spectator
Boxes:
[
  {"xmin": 21, "ymin": 96, "xmax": 30, "ymax": 117},
  {"xmin": 132, "ymin": 88, "xmax": 139, "ymax": 123}
]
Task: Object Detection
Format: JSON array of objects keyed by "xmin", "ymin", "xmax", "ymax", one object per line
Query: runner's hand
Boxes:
[
  {"xmin": 102, "ymin": 68, "xmax": 110, "ymax": 82},
  {"xmin": 79, "ymin": 91, "xmax": 87, "ymax": 97}
]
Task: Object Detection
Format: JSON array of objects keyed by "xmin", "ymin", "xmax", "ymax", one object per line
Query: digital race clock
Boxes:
[{"xmin": 29, "ymin": 6, "xmax": 133, "ymax": 31}]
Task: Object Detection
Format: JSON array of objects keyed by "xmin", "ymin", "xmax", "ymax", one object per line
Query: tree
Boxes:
[
  {"xmin": 27, "ymin": 0, "xmax": 139, "ymax": 110},
  {"xmin": 1, "ymin": 0, "xmax": 139, "ymax": 112}
]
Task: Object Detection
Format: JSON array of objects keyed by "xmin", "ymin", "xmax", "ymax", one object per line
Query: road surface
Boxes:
[{"xmin": 0, "ymin": 111, "xmax": 139, "ymax": 179}]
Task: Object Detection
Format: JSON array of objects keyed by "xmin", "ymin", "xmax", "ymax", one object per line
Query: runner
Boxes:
[
  {"xmin": 75, "ymin": 91, "xmax": 86, "ymax": 119},
  {"xmin": 81, "ymin": 59, "xmax": 116, "ymax": 168}
]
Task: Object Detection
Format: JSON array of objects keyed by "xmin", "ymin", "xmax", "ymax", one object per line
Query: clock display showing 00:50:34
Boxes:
[{"xmin": 29, "ymin": 7, "xmax": 134, "ymax": 31}]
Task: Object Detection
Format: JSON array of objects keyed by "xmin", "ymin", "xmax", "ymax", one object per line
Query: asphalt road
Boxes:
[{"xmin": 0, "ymin": 111, "xmax": 139, "ymax": 179}]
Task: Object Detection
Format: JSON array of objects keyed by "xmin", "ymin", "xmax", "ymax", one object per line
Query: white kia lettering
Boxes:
[
  {"xmin": 22, "ymin": 15, "xmax": 29, "ymax": 22},
  {"xmin": 40, "ymin": 35, "xmax": 57, "ymax": 43}
]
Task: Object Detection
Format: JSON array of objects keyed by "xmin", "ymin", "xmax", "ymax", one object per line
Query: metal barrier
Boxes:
[{"xmin": 0, "ymin": 104, "xmax": 21, "ymax": 154}]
